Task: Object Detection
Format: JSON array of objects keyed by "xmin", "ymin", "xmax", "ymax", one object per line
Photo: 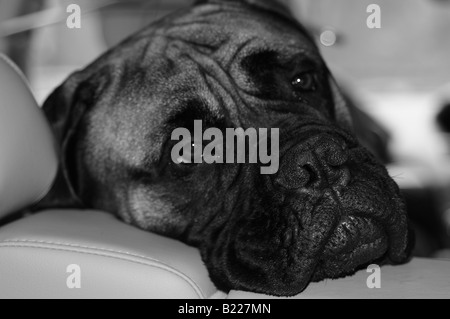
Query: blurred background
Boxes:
[{"xmin": 1, "ymin": 0, "xmax": 450, "ymax": 257}]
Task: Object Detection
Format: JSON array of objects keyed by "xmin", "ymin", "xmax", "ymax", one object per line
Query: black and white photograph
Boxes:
[{"xmin": 0, "ymin": 0, "xmax": 449, "ymax": 303}]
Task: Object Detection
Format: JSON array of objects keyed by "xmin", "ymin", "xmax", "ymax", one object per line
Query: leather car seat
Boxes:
[{"xmin": 0, "ymin": 53, "xmax": 217, "ymax": 299}]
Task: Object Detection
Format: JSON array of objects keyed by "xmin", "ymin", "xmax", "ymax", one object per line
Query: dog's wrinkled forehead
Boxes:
[
  {"xmin": 159, "ymin": 0, "xmax": 319, "ymax": 58},
  {"xmin": 79, "ymin": 0, "xmax": 349, "ymax": 166},
  {"xmin": 92, "ymin": 0, "xmax": 345, "ymax": 164}
]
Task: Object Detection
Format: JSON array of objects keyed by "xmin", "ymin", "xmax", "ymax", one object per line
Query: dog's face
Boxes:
[{"xmin": 41, "ymin": 0, "xmax": 413, "ymax": 296}]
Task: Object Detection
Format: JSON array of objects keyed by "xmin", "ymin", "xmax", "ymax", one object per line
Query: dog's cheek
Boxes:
[{"xmin": 125, "ymin": 186, "xmax": 189, "ymax": 237}]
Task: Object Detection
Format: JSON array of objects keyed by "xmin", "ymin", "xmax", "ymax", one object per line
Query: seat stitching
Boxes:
[
  {"xmin": 0, "ymin": 241, "xmax": 207, "ymax": 299},
  {"xmin": 2, "ymin": 238, "xmax": 165, "ymax": 262}
]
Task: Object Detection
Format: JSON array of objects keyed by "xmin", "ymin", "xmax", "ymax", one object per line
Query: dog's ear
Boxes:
[
  {"xmin": 328, "ymin": 74, "xmax": 392, "ymax": 163},
  {"xmin": 35, "ymin": 72, "xmax": 87, "ymax": 209},
  {"xmin": 35, "ymin": 68, "xmax": 110, "ymax": 209},
  {"xmin": 327, "ymin": 75, "xmax": 353, "ymax": 130}
]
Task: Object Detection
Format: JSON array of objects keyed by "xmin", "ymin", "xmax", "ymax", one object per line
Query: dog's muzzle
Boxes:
[{"xmin": 206, "ymin": 127, "xmax": 411, "ymax": 296}]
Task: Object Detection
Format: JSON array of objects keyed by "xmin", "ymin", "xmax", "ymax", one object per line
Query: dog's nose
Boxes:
[{"xmin": 275, "ymin": 136, "xmax": 351, "ymax": 191}]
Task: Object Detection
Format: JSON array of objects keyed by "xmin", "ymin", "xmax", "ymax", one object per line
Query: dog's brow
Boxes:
[
  {"xmin": 243, "ymin": 49, "xmax": 321, "ymax": 71},
  {"xmin": 282, "ymin": 50, "xmax": 322, "ymax": 68},
  {"xmin": 293, "ymin": 56, "xmax": 320, "ymax": 70}
]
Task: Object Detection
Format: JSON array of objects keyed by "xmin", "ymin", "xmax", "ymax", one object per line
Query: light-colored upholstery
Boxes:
[
  {"xmin": 227, "ymin": 258, "xmax": 450, "ymax": 299},
  {"xmin": 0, "ymin": 54, "xmax": 217, "ymax": 299},
  {"xmin": 0, "ymin": 210, "xmax": 217, "ymax": 299},
  {"xmin": 0, "ymin": 54, "xmax": 58, "ymax": 217}
]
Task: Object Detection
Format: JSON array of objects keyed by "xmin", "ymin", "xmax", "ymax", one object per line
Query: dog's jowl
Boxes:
[{"xmin": 38, "ymin": 0, "xmax": 414, "ymax": 296}]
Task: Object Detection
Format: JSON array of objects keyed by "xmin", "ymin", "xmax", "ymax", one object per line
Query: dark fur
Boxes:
[{"xmin": 37, "ymin": 0, "xmax": 413, "ymax": 296}]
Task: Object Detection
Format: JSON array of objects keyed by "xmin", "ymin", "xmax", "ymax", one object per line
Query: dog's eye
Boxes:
[
  {"xmin": 174, "ymin": 142, "xmax": 202, "ymax": 166},
  {"xmin": 175, "ymin": 155, "xmax": 191, "ymax": 165},
  {"xmin": 291, "ymin": 72, "xmax": 316, "ymax": 92}
]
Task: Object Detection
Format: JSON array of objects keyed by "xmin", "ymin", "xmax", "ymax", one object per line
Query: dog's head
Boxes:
[{"xmin": 41, "ymin": 0, "xmax": 413, "ymax": 296}]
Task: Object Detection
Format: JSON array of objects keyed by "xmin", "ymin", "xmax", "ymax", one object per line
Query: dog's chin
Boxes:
[
  {"xmin": 209, "ymin": 212, "xmax": 393, "ymax": 296},
  {"xmin": 312, "ymin": 215, "xmax": 389, "ymax": 281},
  {"xmin": 204, "ymin": 173, "xmax": 411, "ymax": 296}
]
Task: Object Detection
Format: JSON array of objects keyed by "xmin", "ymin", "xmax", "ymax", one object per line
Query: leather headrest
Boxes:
[{"xmin": 0, "ymin": 54, "xmax": 58, "ymax": 217}]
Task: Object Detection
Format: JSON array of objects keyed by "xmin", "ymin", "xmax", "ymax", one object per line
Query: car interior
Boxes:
[{"xmin": 1, "ymin": 0, "xmax": 450, "ymax": 299}]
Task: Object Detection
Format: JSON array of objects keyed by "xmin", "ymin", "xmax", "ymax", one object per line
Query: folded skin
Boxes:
[{"xmin": 39, "ymin": 0, "xmax": 414, "ymax": 296}]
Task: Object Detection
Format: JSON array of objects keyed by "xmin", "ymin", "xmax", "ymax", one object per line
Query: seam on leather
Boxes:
[
  {"xmin": 32, "ymin": 163, "xmax": 58, "ymax": 206},
  {"xmin": 0, "ymin": 240, "xmax": 206, "ymax": 299},
  {"xmin": 1, "ymin": 239, "xmax": 159, "ymax": 262},
  {"xmin": 0, "ymin": 54, "xmax": 31, "ymax": 88}
]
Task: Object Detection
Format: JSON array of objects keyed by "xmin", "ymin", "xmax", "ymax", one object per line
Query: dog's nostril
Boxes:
[
  {"xmin": 301, "ymin": 163, "xmax": 317, "ymax": 186},
  {"xmin": 274, "ymin": 165, "xmax": 310, "ymax": 190},
  {"xmin": 330, "ymin": 166, "xmax": 351, "ymax": 188},
  {"xmin": 275, "ymin": 136, "xmax": 352, "ymax": 191},
  {"xmin": 274, "ymin": 160, "xmax": 321, "ymax": 191}
]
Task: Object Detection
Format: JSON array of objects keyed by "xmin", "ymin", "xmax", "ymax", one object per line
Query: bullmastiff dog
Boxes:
[{"xmin": 38, "ymin": 0, "xmax": 413, "ymax": 296}]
